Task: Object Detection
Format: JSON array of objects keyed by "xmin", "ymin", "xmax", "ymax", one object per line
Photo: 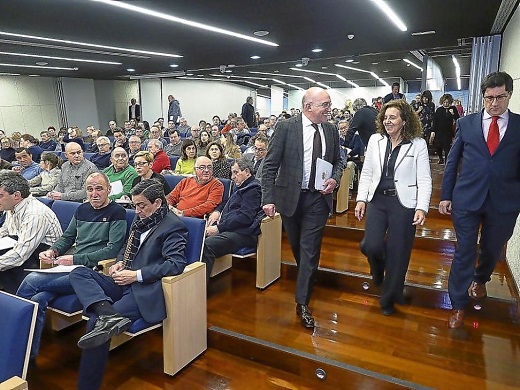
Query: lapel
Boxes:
[
  {"xmin": 135, "ymin": 218, "xmax": 162, "ymax": 255},
  {"xmin": 294, "ymin": 115, "xmax": 304, "ymax": 163},
  {"xmin": 376, "ymin": 135, "xmax": 413, "ymax": 173},
  {"xmin": 473, "ymin": 111, "xmax": 490, "ymax": 155},
  {"xmin": 494, "ymin": 109, "xmax": 517, "ymax": 155}
]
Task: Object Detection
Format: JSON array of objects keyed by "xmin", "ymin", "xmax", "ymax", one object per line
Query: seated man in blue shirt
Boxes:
[
  {"xmin": 69, "ymin": 180, "xmax": 188, "ymax": 390},
  {"xmin": 203, "ymin": 157, "xmax": 262, "ymax": 281},
  {"xmin": 13, "ymin": 148, "xmax": 42, "ymax": 180}
]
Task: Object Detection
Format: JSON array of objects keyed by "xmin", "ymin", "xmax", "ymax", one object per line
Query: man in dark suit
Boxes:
[
  {"xmin": 128, "ymin": 98, "xmax": 140, "ymax": 121},
  {"xmin": 262, "ymin": 87, "xmax": 343, "ymax": 329},
  {"xmin": 383, "ymin": 82, "xmax": 405, "ymax": 103},
  {"xmin": 439, "ymin": 71, "xmax": 520, "ymax": 329},
  {"xmin": 69, "ymin": 180, "xmax": 188, "ymax": 389},
  {"xmin": 344, "ymin": 98, "xmax": 378, "ymax": 147}
]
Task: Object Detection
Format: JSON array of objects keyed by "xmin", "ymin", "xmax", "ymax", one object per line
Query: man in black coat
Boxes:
[
  {"xmin": 241, "ymin": 96, "xmax": 256, "ymax": 128},
  {"xmin": 344, "ymin": 98, "xmax": 378, "ymax": 147}
]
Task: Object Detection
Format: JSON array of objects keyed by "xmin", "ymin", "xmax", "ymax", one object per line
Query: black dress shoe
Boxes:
[
  {"xmin": 381, "ymin": 304, "xmax": 395, "ymax": 316},
  {"xmin": 296, "ymin": 304, "xmax": 315, "ymax": 328},
  {"xmin": 77, "ymin": 314, "xmax": 131, "ymax": 349}
]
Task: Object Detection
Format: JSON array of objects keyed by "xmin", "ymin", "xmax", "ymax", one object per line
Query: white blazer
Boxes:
[{"xmin": 356, "ymin": 134, "xmax": 432, "ymax": 211}]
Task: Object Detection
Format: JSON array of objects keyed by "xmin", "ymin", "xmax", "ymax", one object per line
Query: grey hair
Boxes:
[
  {"xmin": 148, "ymin": 139, "xmax": 163, "ymax": 150},
  {"xmin": 0, "ymin": 170, "xmax": 30, "ymax": 198},
  {"xmin": 131, "ymin": 179, "xmax": 166, "ymax": 205},
  {"xmin": 352, "ymin": 98, "xmax": 368, "ymax": 112},
  {"xmin": 96, "ymin": 136, "xmax": 110, "ymax": 144},
  {"xmin": 234, "ymin": 156, "xmax": 253, "ymax": 175}
]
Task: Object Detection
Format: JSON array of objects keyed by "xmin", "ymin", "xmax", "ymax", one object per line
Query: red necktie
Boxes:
[{"xmin": 486, "ymin": 116, "xmax": 499, "ymax": 155}]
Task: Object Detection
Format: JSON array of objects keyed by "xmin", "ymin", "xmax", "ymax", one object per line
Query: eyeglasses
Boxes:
[
  {"xmin": 134, "ymin": 161, "xmax": 150, "ymax": 167},
  {"xmin": 312, "ymin": 101, "xmax": 332, "ymax": 108},
  {"xmin": 483, "ymin": 94, "xmax": 510, "ymax": 103},
  {"xmin": 195, "ymin": 165, "xmax": 213, "ymax": 171},
  {"xmin": 253, "ymin": 147, "xmax": 266, "ymax": 152}
]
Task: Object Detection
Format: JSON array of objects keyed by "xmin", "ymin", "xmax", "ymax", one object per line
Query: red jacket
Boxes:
[{"xmin": 151, "ymin": 150, "xmax": 171, "ymax": 173}]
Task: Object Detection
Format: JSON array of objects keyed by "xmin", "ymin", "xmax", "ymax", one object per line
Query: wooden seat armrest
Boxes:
[
  {"xmin": 0, "ymin": 376, "xmax": 28, "ymax": 390},
  {"xmin": 98, "ymin": 258, "xmax": 117, "ymax": 275},
  {"xmin": 162, "ymin": 261, "xmax": 206, "ymax": 284}
]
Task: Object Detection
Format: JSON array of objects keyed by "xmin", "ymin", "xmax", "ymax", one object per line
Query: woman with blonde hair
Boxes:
[{"xmin": 220, "ymin": 132, "xmax": 242, "ymax": 159}]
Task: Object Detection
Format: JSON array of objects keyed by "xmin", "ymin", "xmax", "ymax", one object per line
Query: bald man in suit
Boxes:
[{"xmin": 262, "ymin": 87, "xmax": 343, "ymax": 329}]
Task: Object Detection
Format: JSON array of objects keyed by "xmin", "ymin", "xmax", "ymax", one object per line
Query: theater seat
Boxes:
[
  {"xmin": 96, "ymin": 216, "xmax": 207, "ymax": 375},
  {"xmin": 51, "ymin": 200, "xmax": 81, "ymax": 232},
  {"xmin": 0, "ymin": 292, "xmax": 37, "ymax": 382}
]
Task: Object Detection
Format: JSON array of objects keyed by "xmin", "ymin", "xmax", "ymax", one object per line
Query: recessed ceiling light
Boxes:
[
  {"xmin": 321, "ymin": 66, "xmax": 328, "ymax": 69},
  {"xmin": 186, "ymin": 73, "xmax": 193, "ymax": 76},
  {"xmin": 295, "ymin": 63, "xmax": 303, "ymax": 67},
  {"xmin": 225, "ymin": 70, "xmax": 232, "ymax": 73},
  {"xmin": 27, "ymin": 74, "xmax": 39, "ymax": 77},
  {"xmin": 274, "ymin": 70, "xmax": 279, "ymax": 73},
  {"xmin": 227, "ymin": 64, "xmax": 236, "ymax": 68},
  {"xmin": 253, "ymin": 30, "xmax": 270, "ymax": 37},
  {"xmin": 127, "ymin": 68, "xmax": 135, "ymax": 72},
  {"xmin": 382, "ymin": 70, "xmax": 389, "ymax": 72},
  {"xmin": 345, "ymin": 59, "xmax": 354, "ymax": 63},
  {"xmin": 371, "ymin": 62, "xmax": 379, "ymax": 65},
  {"xmin": 312, "ymin": 48, "xmax": 323, "ymax": 53},
  {"xmin": 386, "ymin": 58, "xmax": 402, "ymax": 62},
  {"xmin": 250, "ymin": 55, "xmax": 261, "ymax": 60},
  {"xmin": 170, "ymin": 64, "xmax": 179, "ymax": 68},
  {"xmin": 352, "ymin": 62, "xmax": 359, "ymax": 64},
  {"xmin": 0, "ymin": 72, "xmax": 20, "ymax": 76},
  {"xmin": 35, "ymin": 61, "xmax": 48, "ymax": 66}
]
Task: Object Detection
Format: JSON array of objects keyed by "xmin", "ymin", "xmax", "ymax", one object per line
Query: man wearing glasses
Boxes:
[
  {"xmin": 48, "ymin": 142, "xmax": 98, "ymax": 202},
  {"xmin": 91, "ymin": 136, "xmax": 112, "ymax": 170},
  {"xmin": 440, "ymin": 71, "xmax": 520, "ymax": 329},
  {"xmin": 262, "ymin": 87, "xmax": 343, "ymax": 329},
  {"xmin": 166, "ymin": 156, "xmax": 223, "ymax": 218},
  {"xmin": 252, "ymin": 135, "xmax": 268, "ymax": 182}
]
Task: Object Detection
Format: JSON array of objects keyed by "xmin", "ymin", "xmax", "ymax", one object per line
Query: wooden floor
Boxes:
[{"xmin": 27, "ymin": 160, "xmax": 520, "ymax": 389}]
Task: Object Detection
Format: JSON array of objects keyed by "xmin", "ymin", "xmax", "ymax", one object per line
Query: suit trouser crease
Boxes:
[
  {"xmin": 202, "ymin": 231, "xmax": 258, "ymax": 281},
  {"xmin": 282, "ymin": 191, "xmax": 329, "ymax": 305},
  {"xmin": 362, "ymin": 194, "xmax": 416, "ymax": 308},
  {"xmin": 449, "ymin": 201, "xmax": 518, "ymax": 309},
  {"xmin": 70, "ymin": 267, "xmax": 142, "ymax": 390}
]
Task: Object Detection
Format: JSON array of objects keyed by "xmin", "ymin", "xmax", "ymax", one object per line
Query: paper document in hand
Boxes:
[
  {"xmin": 0, "ymin": 236, "xmax": 16, "ymax": 250},
  {"xmin": 24, "ymin": 265, "xmax": 84, "ymax": 273},
  {"xmin": 109, "ymin": 180, "xmax": 123, "ymax": 196},
  {"xmin": 314, "ymin": 158, "xmax": 333, "ymax": 190}
]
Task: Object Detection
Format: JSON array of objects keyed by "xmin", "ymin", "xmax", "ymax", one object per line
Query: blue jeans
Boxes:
[{"xmin": 17, "ymin": 272, "xmax": 75, "ymax": 359}]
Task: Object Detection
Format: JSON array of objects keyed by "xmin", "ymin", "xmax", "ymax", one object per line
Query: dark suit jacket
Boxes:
[
  {"xmin": 262, "ymin": 114, "xmax": 343, "ymax": 217},
  {"xmin": 441, "ymin": 110, "xmax": 520, "ymax": 213},
  {"xmin": 345, "ymin": 106, "xmax": 378, "ymax": 146},
  {"xmin": 116, "ymin": 213, "xmax": 188, "ymax": 324},
  {"xmin": 129, "ymin": 104, "xmax": 140, "ymax": 120}
]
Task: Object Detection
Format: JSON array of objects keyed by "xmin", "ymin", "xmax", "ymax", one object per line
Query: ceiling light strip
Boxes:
[
  {"xmin": 0, "ymin": 51, "xmax": 122, "ymax": 65},
  {"xmin": 0, "ymin": 63, "xmax": 77, "ymax": 70},
  {"xmin": 403, "ymin": 58, "xmax": 422, "ymax": 71},
  {"xmin": 0, "ymin": 31, "xmax": 181, "ymax": 58},
  {"xmin": 91, "ymin": 0, "xmax": 278, "ymax": 47},
  {"xmin": 452, "ymin": 55, "xmax": 461, "ymax": 90},
  {"xmin": 371, "ymin": 0, "xmax": 407, "ymax": 31}
]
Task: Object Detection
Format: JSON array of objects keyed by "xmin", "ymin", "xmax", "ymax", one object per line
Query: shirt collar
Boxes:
[
  {"xmin": 12, "ymin": 195, "xmax": 31, "ymax": 214},
  {"xmin": 483, "ymin": 109, "xmax": 509, "ymax": 121}
]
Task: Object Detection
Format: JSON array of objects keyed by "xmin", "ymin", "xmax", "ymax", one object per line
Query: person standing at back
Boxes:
[
  {"xmin": 439, "ymin": 71, "xmax": 520, "ymax": 329},
  {"xmin": 241, "ymin": 96, "xmax": 256, "ymax": 128},
  {"xmin": 262, "ymin": 87, "xmax": 343, "ymax": 329},
  {"xmin": 167, "ymin": 95, "xmax": 182, "ymax": 124}
]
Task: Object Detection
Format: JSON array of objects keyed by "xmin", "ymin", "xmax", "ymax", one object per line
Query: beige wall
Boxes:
[
  {"xmin": 502, "ymin": 5, "xmax": 520, "ymax": 292},
  {"xmin": 0, "ymin": 76, "xmax": 59, "ymax": 137},
  {"xmin": 114, "ymin": 80, "xmax": 139, "ymax": 127}
]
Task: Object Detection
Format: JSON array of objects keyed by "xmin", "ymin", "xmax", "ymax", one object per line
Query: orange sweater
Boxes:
[{"xmin": 166, "ymin": 177, "xmax": 224, "ymax": 217}]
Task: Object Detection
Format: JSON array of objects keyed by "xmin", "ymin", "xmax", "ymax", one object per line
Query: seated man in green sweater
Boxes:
[
  {"xmin": 103, "ymin": 147, "xmax": 138, "ymax": 201},
  {"xmin": 17, "ymin": 172, "xmax": 127, "ymax": 361}
]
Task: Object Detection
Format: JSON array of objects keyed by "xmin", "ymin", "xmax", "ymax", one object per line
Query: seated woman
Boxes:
[
  {"xmin": 21, "ymin": 134, "xmax": 44, "ymax": 163},
  {"xmin": 220, "ymin": 133, "xmax": 242, "ymax": 159},
  {"xmin": 206, "ymin": 141, "xmax": 231, "ymax": 179},
  {"xmin": 0, "ymin": 136, "xmax": 16, "ymax": 162},
  {"xmin": 131, "ymin": 151, "xmax": 170, "ymax": 195},
  {"xmin": 63, "ymin": 126, "xmax": 85, "ymax": 151},
  {"xmin": 196, "ymin": 129, "xmax": 211, "ymax": 157},
  {"xmin": 28, "ymin": 152, "xmax": 62, "ymax": 196},
  {"xmin": 173, "ymin": 139, "xmax": 197, "ymax": 175}
]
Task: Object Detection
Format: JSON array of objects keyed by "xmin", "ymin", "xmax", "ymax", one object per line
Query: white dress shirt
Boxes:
[{"xmin": 301, "ymin": 114, "xmax": 326, "ymax": 189}]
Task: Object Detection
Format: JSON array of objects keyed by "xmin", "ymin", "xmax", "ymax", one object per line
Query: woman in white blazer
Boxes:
[{"xmin": 354, "ymin": 100, "xmax": 432, "ymax": 315}]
